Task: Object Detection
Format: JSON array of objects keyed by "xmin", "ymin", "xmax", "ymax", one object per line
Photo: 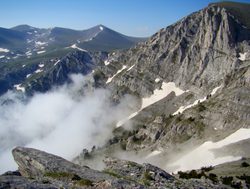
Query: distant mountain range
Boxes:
[{"xmin": 0, "ymin": 24, "xmax": 146, "ymax": 62}]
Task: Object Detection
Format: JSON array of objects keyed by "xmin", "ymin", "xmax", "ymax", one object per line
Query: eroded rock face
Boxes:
[{"xmin": 103, "ymin": 3, "xmax": 250, "ymax": 100}]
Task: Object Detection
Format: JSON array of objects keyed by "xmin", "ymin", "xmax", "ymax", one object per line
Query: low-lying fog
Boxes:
[{"xmin": 0, "ymin": 74, "xmax": 136, "ymax": 173}]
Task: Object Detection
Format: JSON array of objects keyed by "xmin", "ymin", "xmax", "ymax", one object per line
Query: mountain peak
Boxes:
[
  {"xmin": 99, "ymin": 25, "xmax": 104, "ymax": 31},
  {"xmin": 11, "ymin": 24, "xmax": 35, "ymax": 31},
  {"xmin": 94, "ymin": 24, "xmax": 107, "ymax": 31},
  {"xmin": 208, "ymin": 1, "xmax": 250, "ymax": 28}
]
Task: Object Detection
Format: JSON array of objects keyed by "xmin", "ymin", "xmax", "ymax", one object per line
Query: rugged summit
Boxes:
[{"xmin": 103, "ymin": 2, "xmax": 250, "ymax": 97}]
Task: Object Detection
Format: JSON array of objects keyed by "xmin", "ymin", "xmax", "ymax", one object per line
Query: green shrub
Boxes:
[
  {"xmin": 197, "ymin": 103, "xmax": 206, "ymax": 112},
  {"xmin": 120, "ymin": 141, "xmax": 127, "ymax": 150},
  {"xmin": 221, "ymin": 176, "xmax": 233, "ymax": 185},
  {"xmin": 208, "ymin": 173, "xmax": 218, "ymax": 183},
  {"xmin": 201, "ymin": 166, "xmax": 214, "ymax": 172},
  {"xmin": 178, "ymin": 170, "xmax": 204, "ymax": 179},
  {"xmin": 189, "ymin": 170, "xmax": 200, "ymax": 178},
  {"xmin": 237, "ymin": 175, "xmax": 250, "ymax": 184},
  {"xmin": 241, "ymin": 162, "xmax": 250, "ymax": 167}
]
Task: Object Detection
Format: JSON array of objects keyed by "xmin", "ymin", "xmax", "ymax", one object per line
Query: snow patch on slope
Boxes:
[
  {"xmin": 54, "ymin": 60, "xmax": 60, "ymax": 66},
  {"xmin": 71, "ymin": 44, "xmax": 87, "ymax": 52},
  {"xmin": 26, "ymin": 74, "xmax": 31, "ymax": 78},
  {"xmin": 37, "ymin": 50, "xmax": 46, "ymax": 54},
  {"xmin": 116, "ymin": 112, "xmax": 138, "ymax": 127},
  {"xmin": 127, "ymin": 64, "xmax": 135, "ymax": 71},
  {"xmin": 0, "ymin": 48, "xmax": 9, "ymax": 53},
  {"xmin": 35, "ymin": 69, "xmax": 43, "ymax": 73},
  {"xmin": 35, "ymin": 41, "xmax": 47, "ymax": 46},
  {"xmin": 170, "ymin": 128, "xmax": 250, "ymax": 172},
  {"xmin": 14, "ymin": 84, "xmax": 25, "ymax": 92},
  {"xmin": 116, "ymin": 82, "xmax": 185, "ymax": 127},
  {"xmin": 238, "ymin": 52, "xmax": 247, "ymax": 61},
  {"xmin": 104, "ymin": 60, "xmax": 110, "ymax": 66},
  {"xmin": 38, "ymin": 64, "xmax": 44, "ymax": 68},
  {"xmin": 146, "ymin": 150, "xmax": 162, "ymax": 159},
  {"xmin": 106, "ymin": 65, "xmax": 127, "ymax": 84},
  {"xmin": 173, "ymin": 85, "xmax": 221, "ymax": 115},
  {"xmin": 155, "ymin": 78, "xmax": 160, "ymax": 83},
  {"xmin": 141, "ymin": 82, "xmax": 185, "ymax": 110},
  {"xmin": 26, "ymin": 51, "xmax": 32, "ymax": 56}
]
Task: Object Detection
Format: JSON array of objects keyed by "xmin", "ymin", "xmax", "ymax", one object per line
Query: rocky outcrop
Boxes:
[
  {"xmin": 12, "ymin": 147, "xmax": 110, "ymax": 182},
  {"xmin": 10, "ymin": 147, "xmax": 146, "ymax": 188},
  {"xmin": 103, "ymin": 157, "xmax": 175, "ymax": 188},
  {"xmin": 0, "ymin": 147, "xmax": 230, "ymax": 189}
]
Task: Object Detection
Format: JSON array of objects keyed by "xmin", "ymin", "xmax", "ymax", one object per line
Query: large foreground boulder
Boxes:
[
  {"xmin": 12, "ymin": 147, "xmax": 109, "ymax": 182},
  {"xmin": 11, "ymin": 147, "xmax": 144, "ymax": 188}
]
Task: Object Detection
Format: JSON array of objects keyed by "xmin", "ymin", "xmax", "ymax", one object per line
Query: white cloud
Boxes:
[{"xmin": 0, "ymin": 74, "xmax": 136, "ymax": 173}]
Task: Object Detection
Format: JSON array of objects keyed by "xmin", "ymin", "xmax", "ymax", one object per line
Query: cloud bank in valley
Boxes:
[{"xmin": 0, "ymin": 74, "xmax": 136, "ymax": 173}]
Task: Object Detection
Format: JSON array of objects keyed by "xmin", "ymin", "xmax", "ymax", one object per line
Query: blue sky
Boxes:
[{"xmin": 1, "ymin": 0, "xmax": 249, "ymax": 37}]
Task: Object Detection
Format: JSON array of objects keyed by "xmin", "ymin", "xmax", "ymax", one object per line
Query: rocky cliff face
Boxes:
[
  {"xmin": 103, "ymin": 3, "xmax": 250, "ymax": 98},
  {"xmin": 76, "ymin": 2, "xmax": 250, "ymax": 173}
]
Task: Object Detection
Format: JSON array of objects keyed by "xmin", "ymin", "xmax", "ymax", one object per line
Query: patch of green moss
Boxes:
[
  {"xmin": 172, "ymin": 51, "xmax": 178, "ymax": 64},
  {"xmin": 128, "ymin": 161, "xmax": 140, "ymax": 168},
  {"xmin": 138, "ymin": 171, "xmax": 154, "ymax": 186},
  {"xmin": 75, "ymin": 179, "xmax": 93, "ymax": 186},
  {"xmin": 141, "ymin": 178, "xmax": 151, "ymax": 186},
  {"xmin": 143, "ymin": 171, "xmax": 154, "ymax": 181}
]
